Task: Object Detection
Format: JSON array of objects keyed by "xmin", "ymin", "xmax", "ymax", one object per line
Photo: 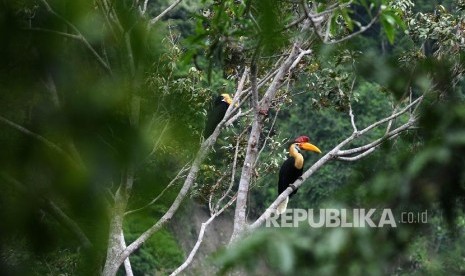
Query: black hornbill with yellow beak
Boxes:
[
  {"xmin": 277, "ymin": 135, "xmax": 322, "ymax": 214},
  {"xmin": 203, "ymin": 94, "xmax": 233, "ymax": 138}
]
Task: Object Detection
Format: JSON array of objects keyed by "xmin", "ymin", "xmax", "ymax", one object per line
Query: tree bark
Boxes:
[{"xmin": 230, "ymin": 43, "xmax": 306, "ymax": 241}]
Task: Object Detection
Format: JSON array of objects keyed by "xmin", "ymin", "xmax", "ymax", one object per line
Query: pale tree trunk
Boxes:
[
  {"xmin": 102, "ymin": 78, "xmax": 247, "ymax": 274},
  {"xmin": 230, "ymin": 21, "xmax": 312, "ymax": 240},
  {"xmin": 229, "ymin": 2, "xmax": 386, "ymax": 241},
  {"xmin": 103, "ymin": 168, "xmax": 134, "ymax": 276},
  {"xmin": 103, "ymin": 96, "xmax": 139, "ymax": 276}
]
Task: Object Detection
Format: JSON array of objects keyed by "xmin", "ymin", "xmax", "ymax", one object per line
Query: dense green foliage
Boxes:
[
  {"xmin": 217, "ymin": 1, "xmax": 465, "ymax": 275},
  {"xmin": 1, "ymin": 0, "xmax": 464, "ymax": 275},
  {"xmin": 0, "ymin": 0, "xmax": 200, "ymax": 274}
]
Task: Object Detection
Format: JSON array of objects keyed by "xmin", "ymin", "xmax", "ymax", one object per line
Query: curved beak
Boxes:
[{"xmin": 299, "ymin": 142, "xmax": 322, "ymax": 154}]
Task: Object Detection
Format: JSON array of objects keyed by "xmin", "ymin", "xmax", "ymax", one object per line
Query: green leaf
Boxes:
[
  {"xmin": 384, "ymin": 10, "xmax": 407, "ymax": 30},
  {"xmin": 341, "ymin": 8, "xmax": 354, "ymax": 31},
  {"xmin": 380, "ymin": 14, "xmax": 396, "ymax": 44},
  {"xmin": 330, "ymin": 10, "xmax": 340, "ymax": 37}
]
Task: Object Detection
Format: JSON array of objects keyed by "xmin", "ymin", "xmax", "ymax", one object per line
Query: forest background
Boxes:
[{"xmin": 1, "ymin": 0, "xmax": 464, "ymax": 275}]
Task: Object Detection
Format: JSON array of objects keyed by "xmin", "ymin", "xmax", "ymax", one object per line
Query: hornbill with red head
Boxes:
[
  {"xmin": 277, "ymin": 135, "xmax": 322, "ymax": 214},
  {"xmin": 203, "ymin": 94, "xmax": 233, "ymax": 138}
]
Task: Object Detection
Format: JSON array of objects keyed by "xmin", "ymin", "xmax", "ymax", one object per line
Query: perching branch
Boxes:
[
  {"xmin": 250, "ymin": 95, "xmax": 423, "ymax": 229},
  {"xmin": 223, "ymin": 68, "xmax": 250, "ymax": 126}
]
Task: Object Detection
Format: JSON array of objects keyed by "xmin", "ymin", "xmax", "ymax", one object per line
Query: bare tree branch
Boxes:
[
  {"xmin": 120, "ymin": 230, "xmax": 134, "ymax": 276},
  {"xmin": 38, "ymin": 0, "xmax": 112, "ymax": 73},
  {"xmin": 24, "ymin": 27, "xmax": 80, "ymax": 39},
  {"xmin": 349, "ymin": 102, "xmax": 358, "ymax": 133},
  {"xmin": 302, "ymin": 1, "xmax": 324, "ymax": 42},
  {"xmin": 141, "ymin": 0, "xmax": 150, "ymax": 14},
  {"xmin": 325, "ymin": 11, "xmax": 381, "ymax": 44},
  {"xmin": 254, "ymin": 106, "xmax": 281, "ymax": 167},
  {"xmin": 149, "ymin": 0, "xmax": 183, "ymax": 26},
  {"xmin": 231, "ymin": 43, "xmax": 310, "ymax": 242},
  {"xmin": 311, "ymin": 1, "xmax": 354, "ymax": 18},
  {"xmin": 230, "ymin": 19, "xmax": 315, "ymax": 242},
  {"xmin": 385, "ymin": 103, "xmax": 398, "ymax": 135},
  {"xmin": 124, "ymin": 164, "xmax": 190, "ymax": 216},
  {"xmin": 170, "ymin": 194, "xmax": 237, "ymax": 276},
  {"xmin": 348, "ymin": 76, "xmax": 358, "ymax": 133},
  {"xmin": 1, "ymin": 173, "xmax": 92, "ymax": 249},
  {"xmin": 337, "ymin": 147, "xmax": 377, "ymax": 162},
  {"xmin": 105, "ymin": 72, "xmax": 251, "ymax": 274},
  {"xmin": 0, "ymin": 115, "xmax": 80, "ymax": 169},
  {"xmin": 145, "ymin": 120, "xmax": 170, "ymax": 160},
  {"xmin": 215, "ymin": 127, "xmax": 248, "ymax": 213},
  {"xmin": 338, "ymin": 96, "xmax": 423, "ymax": 156},
  {"xmin": 250, "ymin": 96, "xmax": 424, "ymax": 229},
  {"xmin": 209, "ymin": 173, "xmax": 229, "ymax": 216}
]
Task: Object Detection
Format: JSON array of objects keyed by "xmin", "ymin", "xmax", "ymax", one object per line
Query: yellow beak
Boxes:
[
  {"xmin": 299, "ymin": 142, "xmax": 322, "ymax": 154},
  {"xmin": 221, "ymin": 93, "xmax": 233, "ymax": 105}
]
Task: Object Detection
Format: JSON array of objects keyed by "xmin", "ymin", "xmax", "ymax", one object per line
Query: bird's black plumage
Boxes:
[
  {"xmin": 204, "ymin": 95, "xmax": 230, "ymax": 138},
  {"xmin": 278, "ymin": 156, "xmax": 303, "ymax": 197}
]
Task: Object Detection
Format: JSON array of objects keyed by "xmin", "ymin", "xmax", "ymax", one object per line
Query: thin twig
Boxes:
[
  {"xmin": 349, "ymin": 102, "xmax": 358, "ymax": 133},
  {"xmin": 25, "ymin": 27, "xmax": 80, "ymax": 39},
  {"xmin": 120, "ymin": 230, "xmax": 134, "ymax": 276},
  {"xmin": 302, "ymin": 1, "xmax": 324, "ymax": 42},
  {"xmin": 250, "ymin": 96, "xmax": 424, "ymax": 229},
  {"xmin": 0, "ymin": 115, "xmax": 79, "ymax": 168},
  {"xmin": 1, "ymin": 173, "xmax": 92, "ymax": 249},
  {"xmin": 169, "ymin": 194, "xmax": 237, "ymax": 276},
  {"xmin": 215, "ymin": 127, "xmax": 248, "ymax": 212},
  {"xmin": 254, "ymin": 106, "xmax": 281, "ymax": 167},
  {"xmin": 325, "ymin": 11, "xmax": 381, "ymax": 44},
  {"xmin": 38, "ymin": 0, "xmax": 112, "ymax": 73},
  {"xmin": 141, "ymin": 0, "xmax": 150, "ymax": 14},
  {"xmin": 338, "ymin": 117, "xmax": 416, "ymax": 157},
  {"xmin": 145, "ymin": 120, "xmax": 170, "ymax": 159},
  {"xmin": 208, "ymin": 173, "xmax": 228, "ymax": 216},
  {"xmin": 149, "ymin": 0, "xmax": 183, "ymax": 26},
  {"xmin": 336, "ymin": 147, "xmax": 377, "ymax": 161},
  {"xmin": 337, "ymin": 119, "xmax": 416, "ymax": 161},
  {"xmin": 124, "ymin": 164, "xmax": 190, "ymax": 216},
  {"xmin": 338, "ymin": 96, "xmax": 423, "ymax": 156}
]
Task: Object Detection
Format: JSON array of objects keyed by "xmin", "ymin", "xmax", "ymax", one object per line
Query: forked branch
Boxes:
[{"xmin": 250, "ymin": 95, "xmax": 423, "ymax": 229}]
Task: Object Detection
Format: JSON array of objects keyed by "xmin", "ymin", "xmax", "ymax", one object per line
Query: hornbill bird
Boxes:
[
  {"xmin": 203, "ymin": 94, "xmax": 233, "ymax": 138},
  {"xmin": 277, "ymin": 135, "xmax": 322, "ymax": 214}
]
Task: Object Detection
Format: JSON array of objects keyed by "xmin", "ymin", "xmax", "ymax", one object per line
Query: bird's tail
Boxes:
[{"xmin": 277, "ymin": 196, "xmax": 289, "ymax": 215}]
